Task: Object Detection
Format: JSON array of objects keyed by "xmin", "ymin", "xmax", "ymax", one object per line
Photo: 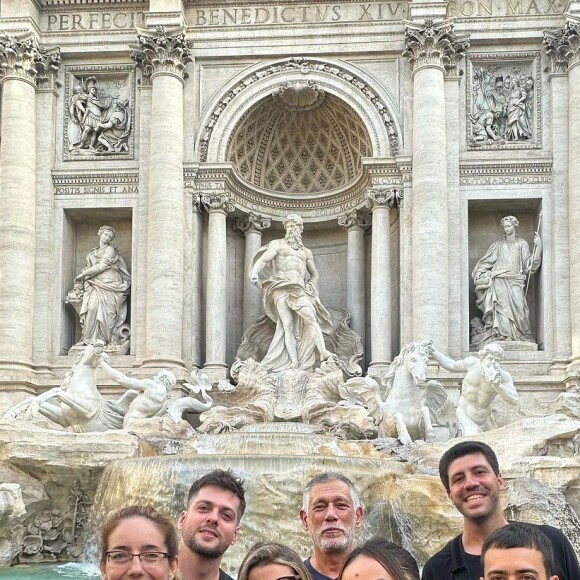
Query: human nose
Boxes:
[
  {"xmin": 324, "ymin": 505, "xmax": 338, "ymax": 521},
  {"xmin": 126, "ymin": 554, "xmax": 146, "ymax": 575}
]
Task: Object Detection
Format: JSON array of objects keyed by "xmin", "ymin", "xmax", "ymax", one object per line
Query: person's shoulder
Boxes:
[
  {"xmin": 533, "ymin": 523, "xmax": 569, "ymax": 542},
  {"xmin": 422, "ymin": 537, "xmax": 456, "ymax": 575},
  {"xmin": 219, "ymin": 569, "xmax": 235, "ymax": 580}
]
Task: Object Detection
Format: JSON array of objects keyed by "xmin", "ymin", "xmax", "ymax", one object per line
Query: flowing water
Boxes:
[{"xmin": 0, "ymin": 563, "xmax": 99, "ymax": 579}]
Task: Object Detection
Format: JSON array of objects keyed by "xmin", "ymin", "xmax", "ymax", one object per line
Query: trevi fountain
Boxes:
[{"xmin": 1, "ymin": 0, "xmax": 580, "ymax": 577}]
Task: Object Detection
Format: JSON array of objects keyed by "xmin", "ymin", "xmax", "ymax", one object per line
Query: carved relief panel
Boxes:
[
  {"xmin": 63, "ymin": 65, "xmax": 135, "ymax": 160},
  {"xmin": 466, "ymin": 52, "xmax": 541, "ymax": 150}
]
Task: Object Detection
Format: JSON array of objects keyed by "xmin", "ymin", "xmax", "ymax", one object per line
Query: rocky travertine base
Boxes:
[{"xmin": 0, "ymin": 415, "xmax": 579, "ymax": 568}]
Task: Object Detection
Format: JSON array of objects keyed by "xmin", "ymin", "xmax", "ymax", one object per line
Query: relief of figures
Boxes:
[
  {"xmin": 65, "ymin": 73, "xmax": 132, "ymax": 157},
  {"xmin": 467, "ymin": 56, "xmax": 539, "ymax": 148},
  {"xmin": 65, "ymin": 226, "xmax": 131, "ymax": 353},
  {"xmin": 471, "ymin": 215, "xmax": 541, "ymax": 348}
]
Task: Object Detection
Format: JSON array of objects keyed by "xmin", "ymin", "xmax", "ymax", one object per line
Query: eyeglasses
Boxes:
[{"xmin": 106, "ymin": 551, "xmax": 169, "ymax": 566}]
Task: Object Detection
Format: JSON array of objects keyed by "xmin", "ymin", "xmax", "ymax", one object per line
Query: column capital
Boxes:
[
  {"xmin": 233, "ymin": 213, "xmax": 271, "ymax": 235},
  {"xmin": 338, "ymin": 210, "xmax": 370, "ymax": 232},
  {"xmin": 366, "ymin": 188, "xmax": 403, "ymax": 211},
  {"xmin": 131, "ymin": 26, "xmax": 193, "ymax": 85},
  {"xmin": 201, "ymin": 192, "xmax": 234, "ymax": 214},
  {"xmin": 403, "ymin": 19, "xmax": 470, "ymax": 75},
  {"xmin": 0, "ymin": 32, "xmax": 61, "ymax": 89},
  {"xmin": 544, "ymin": 20, "xmax": 580, "ymax": 74}
]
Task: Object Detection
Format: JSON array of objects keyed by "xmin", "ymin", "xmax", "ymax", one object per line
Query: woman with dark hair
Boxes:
[
  {"xmin": 238, "ymin": 542, "xmax": 312, "ymax": 580},
  {"xmin": 340, "ymin": 537, "xmax": 419, "ymax": 580},
  {"xmin": 100, "ymin": 505, "xmax": 180, "ymax": 580}
]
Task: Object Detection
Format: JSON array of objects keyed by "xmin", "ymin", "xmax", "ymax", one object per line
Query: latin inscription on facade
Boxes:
[{"xmin": 42, "ymin": 0, "xmax": 565, "ymax": 31}]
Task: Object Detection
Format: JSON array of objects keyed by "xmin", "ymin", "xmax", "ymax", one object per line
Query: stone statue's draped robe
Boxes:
[
  {"xmin": 252, "ymin": 245, "xmax": 333, "ymax": 372},
  {"xmin": 472, "ymin": 236, "xmax": 540, "ymax": 342},
  {"xmin": 79, "ymin": 246, "xmax": 131, "ymax": 346}
]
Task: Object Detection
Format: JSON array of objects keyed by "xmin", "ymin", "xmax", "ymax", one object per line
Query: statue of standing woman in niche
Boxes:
[
  {"xmin": 471, "ymin": 215, "xmax": 541, "ymax": 347},
  {"xmin": 66, "ymin": 226, "xmax": 131, "ymax": 353}
]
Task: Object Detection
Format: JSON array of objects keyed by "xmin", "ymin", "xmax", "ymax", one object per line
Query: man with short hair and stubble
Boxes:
[
  {"xmin": 300, "ymin": 472, "xmax": 364, "ymax": 580},
  {"xmin": 178, "ymin": 468, "xmax": 246, "ymax": 580},
  {"xmin": 481, "ymin": 522, "xmax": 559, "ymax": 580},
  {"xmin": 421, "ymin": 440, "xmax": 580, "ymax": 580}
]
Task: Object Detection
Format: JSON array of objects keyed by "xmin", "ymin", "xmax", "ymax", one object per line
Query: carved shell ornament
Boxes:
[{"xmin": 272, "ymin": 80, "xmax": 326, "ymax": 111}]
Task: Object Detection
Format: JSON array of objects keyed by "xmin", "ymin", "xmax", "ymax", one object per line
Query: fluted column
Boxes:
[
  {"xmin": 202, "ymin": 193, "xmax": 234, "ymax": 381},
  {"xmin": 338, "ymin": 211, "xmax": 368, "ymax": 353},
  {"xmin": 191, "ymin": 196, "xmax": 204, "ymax": 368},
  {"xmin": 544, "ymin": 26, "xmax": 574, "ymax": 365},
  {"xmin": 234, "ymin": 214, "xmax": 271, "ymax": 332},
  {"xmin": 404, "ymin": 19, "xmax": 469, "ymax": 349},
  {"xmin": 367, "ymin": 188, "xmax": 401, "ymax": 378},
  {"xmin": 132, "ymin": 27, "xmax": 192, "ymax": 367},
  {"xmin": 0, "ymin": 33, "xmax": 60, "ymax": 369}
]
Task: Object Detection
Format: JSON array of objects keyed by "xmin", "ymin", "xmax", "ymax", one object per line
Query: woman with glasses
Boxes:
[
  {"xmin": 100, "ymin": 505, "xmax": 180, "ymax": 580},
  {"xmin": 238, "ymin": 542, "xmax": 312, "ymax": 580},
  {"xmin": 339, "ymin": 537, "xmax": 419, "ymax": 580}
]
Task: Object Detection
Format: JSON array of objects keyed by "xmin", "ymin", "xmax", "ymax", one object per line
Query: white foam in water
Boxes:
[{"xmin": 0, "ymin": 562, "xmax": 100, "ymax": 579}]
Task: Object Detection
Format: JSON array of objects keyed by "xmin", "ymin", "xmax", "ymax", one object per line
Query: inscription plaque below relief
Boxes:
[
  {"xmin": 64, "ymin": 65, "xmax": 135, "ymax": 161},
  {"xmin": 466, "ymin": 52, "xmax": 541, "ymax": 150}
]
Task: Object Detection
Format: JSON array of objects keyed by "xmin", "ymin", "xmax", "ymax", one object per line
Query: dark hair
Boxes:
[
  {"xmin": 187, "ymin": 469, "xmax": 246, "ymax": 522},
  {"xmin": 439, "ymin": 441, "xmax": 500, "ymax": 493},
  {"xmin": 481, "ymin": 523, "xmax": 555, "ymax": 577},
  {"xmin": 302, "ymin": 472, "xmax": 361, "ymax": 511},
  {"xmin": 100, "ymin": 505, "xmax": 179, "ymax": 564},
  {"xmin": 238, "ymin": 542, "xmax": 312, "ymax": 580},
  {"xmin": 340, "ymin": 537, "xmax": 419, "ymax": 580}
]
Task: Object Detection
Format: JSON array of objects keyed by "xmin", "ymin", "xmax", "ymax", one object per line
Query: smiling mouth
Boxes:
[
  {"xmin": 465, "ymin": 494, "xmax": 486, "ymax": 503},
  {"xmin": 199, "ymin": 528, "xmax": 219, "ymax": 538}
]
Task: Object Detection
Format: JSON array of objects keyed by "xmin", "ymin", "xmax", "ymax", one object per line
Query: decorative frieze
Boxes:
[
  {"xmin": 466, "ymin": 52, "xmax": 541, "ymax": 150},
  {"xmin": 544, "ymin": 21, "xmax": 580, "ymax": 74},
  {"xmin": 0, "ymin": 32, "xmax": 61, "ymax": 88},
  {"xmin": 131, "ymin": 26, "xmax": 193, "ymax": 84},
  {"xmin": 64, "ymin": 65, "xmax": 135, "ymax": 160},
  {"xmin": 459, "ymin": 161, "xmax": 552, "ymax": 185},
  {"xmin": 403, "ymin": 19, "xmax": 470, "ymax": 74},
  {"xmin": 53, "ymin": 172, "xmax": 139, "ymax": 195}
]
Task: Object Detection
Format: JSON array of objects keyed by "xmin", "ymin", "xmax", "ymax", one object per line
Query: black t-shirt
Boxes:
[
  {"xmin": 464, "ymin": 552, "xmax": 481, "ymax": 579},
  {"xmin": 219, "ymin": 569, "xmax": 234, "ymax": 580},
  {"xmin": 304, "ymin": 558, "xmax": 336, "ymax": 580}
]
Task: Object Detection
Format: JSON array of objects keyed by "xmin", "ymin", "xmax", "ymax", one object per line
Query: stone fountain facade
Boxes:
[{"xmin": 1, "ymin": 0, "xmax": 580, "ymax": 570}]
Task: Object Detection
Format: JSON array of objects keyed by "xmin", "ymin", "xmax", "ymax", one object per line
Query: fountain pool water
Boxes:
[{"xmin": 0, "ymin": 563, "xmax": 99, "ymax": 579}]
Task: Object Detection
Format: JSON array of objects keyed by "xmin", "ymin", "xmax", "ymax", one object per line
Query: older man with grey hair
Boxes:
[{"xmin": 299, "ymin": 472, "xmax": 364, "ymax": 580}]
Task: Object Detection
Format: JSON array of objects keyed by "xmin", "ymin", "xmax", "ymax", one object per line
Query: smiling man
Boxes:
[
  {"xmin": 178, "ymin": 469, "xmax": 246, "ymax": 580},
  {"xmin": 421, "ymin": 441, "xmax": 579, "ymax": 580},
  {"xmin": 300, "ymin": 472, "xmax": 364, "ymax": 580},
  {"xmin": 481, "ymin": 523, "xmax": 558, "ymax": 580}
]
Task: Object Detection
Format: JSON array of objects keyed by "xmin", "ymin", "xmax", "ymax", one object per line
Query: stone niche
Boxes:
[
  {"xmin": 60, "ymin": 209, "xmax": 133, "ymax": 354},
  {"xmin": 467, "ymin": 199, "xmax": 543, "ymax": 349}
]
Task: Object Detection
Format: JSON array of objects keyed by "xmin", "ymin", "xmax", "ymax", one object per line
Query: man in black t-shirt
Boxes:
[
  {"xmin": 421, "ymin": 441, "xmax": 580, "ymax": 580},
  {"xmin": 178, "ymin": 469, "xmax": 246, "ymax": 580},
  {"xmin": 300, "ymin": 472, "xmax": 364, "ymax": 580}
]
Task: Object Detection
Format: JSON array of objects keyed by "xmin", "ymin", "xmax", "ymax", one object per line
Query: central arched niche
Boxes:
[{"xmin": 226, "ymin": 82, "xmax": 372, "ymax": 195}]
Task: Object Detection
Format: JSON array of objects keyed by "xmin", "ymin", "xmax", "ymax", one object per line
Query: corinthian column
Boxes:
[
  {"xmin": 545, "ymin": 22, "xmax": 580, "ymax": 365},
  {"xmin": 234, "ymin": 214, "xmax": 271, "ymax": 332},
  {"xmin": 367, "ymin": 188, "xmax": 401, "ymax": 378},
  {"xmin": 338, "ymin": 211, "xmax": 368, "ymax": 353},
  {"xmin": 0, "ymin": 33, "xmax": 60, "ymax": 369},
  {"xmin": 202, "ymin": 193, "xmax": 234, "ymax": 381},
  {"xmin": 403, "ymin": 19, "xmax": 469, "ymax": 350},
  {"xmin": 131, "ymin": 27, "xmax": 192, "ymax": 367}
]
